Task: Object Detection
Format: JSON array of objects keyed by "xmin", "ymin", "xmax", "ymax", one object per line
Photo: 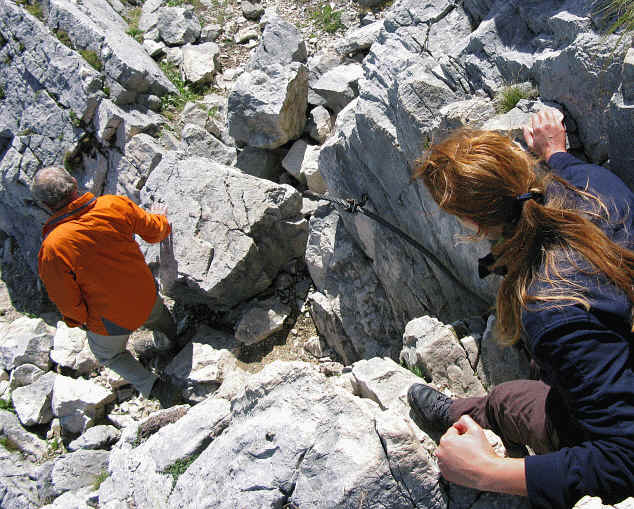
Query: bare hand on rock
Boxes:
[{"xmin": 522, "ymin": 108, "xmax": 566, "ymax": 162}]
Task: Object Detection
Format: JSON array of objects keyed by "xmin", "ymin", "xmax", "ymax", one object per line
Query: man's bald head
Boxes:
[{"xmin": 31, "ymin": 166, "xmax": 78, "ymax": 211}]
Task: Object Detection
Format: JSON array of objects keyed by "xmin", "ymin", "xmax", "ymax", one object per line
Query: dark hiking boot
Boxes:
[
  {"xmin": 407, "ymin": 383, "xmax": 453, "ymax": 433},
  {"xmin": 150, "ymin": 378, "xmax": 183, "ymax": 409}
]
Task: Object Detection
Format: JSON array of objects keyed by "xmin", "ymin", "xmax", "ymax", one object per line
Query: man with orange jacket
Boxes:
[{"xmin": 32, "ymin": 166, "xmax": 181, "ymax": 407}]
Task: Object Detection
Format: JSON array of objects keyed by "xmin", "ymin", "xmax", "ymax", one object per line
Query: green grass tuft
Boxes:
[
  {"xmin": 54, "ymin": 29, "xmax": 73, "ymax": 48},
  {"xmin": 162, "ymin": 455, "xmax": 200, "ymax": 488},
  {"xmin": 79, "ymin": 49, "xmax": 102, "ymax": 72},
  {"xmin": 404, "ymin": 363, "xmax": 425, "ymax": 379},
  {"xmin": 0, "ymin": 87, "xmax": 5, "ymax": 100},
  {"xmin": 125, "ymin": 6, "xmax": 144, "ymax": 43},
  {"xmin": 0, "ymin": 398, "xmax": 14, "ymax": 413},
  {"xmin": 159, "ymin": 60, "xmax": 213, "ymax": 120},
  {"xmin": 495, "ymin": 84, "xmax": 538, "ymax": 114},
  {"xmin": 17, "ymin": 0, "xmax": 44, "ymax": 21},
  {"xmin": 311, "ymin": 4, "xmax": 344, "ymax": 33},
  {"xmin": 596, "ymin": 0, "xmax": 634, "ymax": 35},
  {"xmin": 92, "ymin": 470, "xmax": 109, "ymax": 491}
]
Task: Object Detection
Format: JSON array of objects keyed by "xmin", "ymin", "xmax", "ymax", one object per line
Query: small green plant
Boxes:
[
  {"xmin": 103, "ymin": 85, "xmax": 110, "ymax": 97},
  {"xmin": 0, "ymin": 436, "xmax": 18, "ymax": 452},
  {"xmin": 54, "ymin": 29, "xmax": 73, "ymax": 48},
  {"xmin": 596, "ymin": 0, "xmax": 634, "ymax": 36},
  {"xmin": 68, "ymin": 110, "xmax": 81, "ymax": 127},
  {"xmin": 17, "ymin": 0, "xmax": 44, "ymax": 21},
  {"xmin": 92, "ymin": 470, "xmax": 109, "ymax": 490},
  {"xmin": 207, "ymin": 105, "xmax": 218, "ymax": 119},
  {"xmin": 162, "ymin": 455, "xmax": 199, "ymax": 488},
  {"xmin": 127, "ymin": 27, "xmax": 144, "ymax": 43},
  {"xmin": 311, "ymin": 4, "xmax": 344, "ymax": 33},
  {"xmin": 495, "ymin": 84, "xmax": 538, "ymax": 114},
  {"xmin": 18, "ymin": 128, "xmax": 34, "ymax": 136},
  {"xmin": 405, "ymin": 363, "xmax": 425, "ymax": 379},
  {"xmin": 48, "ymin": 437, "xmax": 60, "ymax": 452},
  {"xmin": 0, "ymin": 86, "xmax": 5, "ymax": 100},
  {"xmin": 79, "ymin": 49, "xmax": 102, "ymax": 72},
  {"xmin": 0, "ymin": 398, "xmax": 14, "ymax": 413},
  {"xmin": 125, "ymin": 6, "xmax": 144, "ymax": 43},
  {"xmin": 159, "ymin": 60, "xmax": 213, "ymax": 119}
]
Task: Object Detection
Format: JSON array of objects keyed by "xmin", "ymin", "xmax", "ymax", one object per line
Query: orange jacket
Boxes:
[{"xmin": 38, "ymin": 192, "xmax": 170, "ymax": 335}]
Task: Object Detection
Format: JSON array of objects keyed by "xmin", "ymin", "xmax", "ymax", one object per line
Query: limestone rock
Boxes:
[
  {"xmin": 201, "ymin": 23, "xmax": 222, "ymax": 42},
  {"xmin": 246, "ymin": 14, "xmax": 307, "ymax": 72},
  {"xmin": 139, "ymin": 0, "xmax": 163, "ymax": 32},
  {"xmin": 164, "ymin": 326, "xmax": 239, "ymax": 400},
  {"xmin": 181, "ymin": 42, "xmax": 220, "ymax": 85},
  {"xmin": 0, "ymin": 446, "xmax": 41, "ymax": 508},
  {"xmin": 52, "ymin": 375, "xmax": 116, "ymax": 435},
  {"xmin": 305, "ymin": 208, "xmax": 400, "ymax": 363},
  {"xmin": 281, "ymin": 140, "xmax": 326, "ymax": 193},
  {"xmin": 306, "ymin": 105, "xmax": 333, "ymax": 144},
  {"xmin": 68, "ymin": 425, "xmax": 121, "ymax": 452},
  {"xmin": 9, "ymin": 363, "xmax": 45, "ymax": 389},
  {"xmin": 0, "ymin": 409, "xmax": 47, "ymax": 458},
  {"xmin": 40, "ymin": 486, "xmax": 97, "ymax": 509},
  {"xmin": 12, "ymin": 372, "xmax": 56, "ymax": 426},
  {"xmin": 37, "ymin": 450, "xmax": 109, "ymax": 501},
  {"xmin": 400, "ymin": 316, "xmax": 486, "ymax": 397},
  {"xmin": 335, "ymin": 21, "xmax": 383, "ymax": 56},
  {"xmin": 50, "ymin": 322, "xmax": 98, "ymax": 375},
  {"xmin": 234, "ymin": 297, "xmax": 290, "ymax": 345},
  {"xmin": 181, "ymin": 124, "xmax": 237, "ymax": 166},
  {"xmin": 157, "ymin": 6, "xmax": 201, "ymax": 46},
  {"xmin": 0, "ymin": 316, "xmax": 54, "ymax": 371},
  {"xmin": 234, "ymin": 27, "xmax": 259, "ymax": 44},
  {"xmin": 311, "ymin": 63, "xmax": 364, "ymax": 114},
  {"xmin": 242, "ymin": 0, "xmax": 264, "ymax": 21},
  {"xmin": 228, "ymin": 63, "xmax": 309, "ymax": 149},
  {"xmin": 140, "ymin": 154, "xmax": 307, "ymax": 308}
]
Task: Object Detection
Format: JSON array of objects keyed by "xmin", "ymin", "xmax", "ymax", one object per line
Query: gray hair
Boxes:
[{"xmin": 30, "ymin": 166, "xmax": 77, "ymax": 210}]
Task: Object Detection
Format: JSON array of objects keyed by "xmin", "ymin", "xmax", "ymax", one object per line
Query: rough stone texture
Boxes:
[
  {"xmin": 180, "ymin": 94, "xmax": 232, "ymax": 145},
  {"xmin": 282, "ymin": 139, "xmax": 309, "ymax": 183},
  {"xmin": 68, "ymin": 425, "xmax": 121, "ymax": 452},
  {"xmin": 235, "ymin": 146, "xmax": 284, "ymax": 180},
  {"xmin": 181, "ymin": 42, "xmax": 220, "ymax": 85},
  {"xmin": 166, "ymin": 362, "xmax": 446, "ymax": 509},
  {"xmin": 164, "ymin": 326, "xmax": 239, "ymax": 400},
  {"xmin": 38, "ymin": 450, "xmax": 109, "ymax": 501},
  {"xmin": 40, "ymin": 486, "xmax": 96, "ymax": 509},
  {"xmin": 302, "ymin": 145, "xmax": 326, "ymax": 194},
  {"xmin": 181, "ymin": 124, "xmax": 237, "ymax": 166},
  {"xmin": 52, "ymin": 375, "xmax": 116, "ymax": 435},
  {"xmin": 608, "ymin": 47, "xmax": 634, "ymax": 188},
  {"xmin": 306, "ymin": 105, "xmax": 333, "ymax": 144},
  {"xmin": 242, "ymin": 0, "xmax": 264, "ymax": 21},
  {"xmin": 311, "ymin": 63, "xmax": 364, "ymax": 114},
  {"xmin": 400, "ymin": 316, "xmax": 486, "ymax": 398},
  {"xmin": 98, "ymin": 398, "xmax": 230, "ymax": 508},
  {"xmin": 305, "ymin": 207, "xmax": 401, "ymax": 363},
  {"xmin": 157, "ymin": 6, "xmax": 201, "ymax": 46},
  {"xmin": 335, "ymin": 21, "xmax": 383, "ymax": 56},
  {"xmin": 50, "ymin": 322, "xmax": 98, "ymax": 375},
  {"xmin": 9, "ymin": 363, "xmax": 45, "ymax": 389},
  {"xmin": 228, "ymin": 63, "xmax": 309, "ymax": 149},
  {"xmin": 0, "ymin": 446, "xmax": 41, "ymax": 509},
  {"xmin": 234, "ymin": 297, "xmax": 290, "ymax": 345},
  {"xmin": 140, "ymin": 154, "xmax": 307, "ymax": 308},
  {"xmin": 0, "ymin": 316, "xmax": 54, "ymax": 371},
  {"xmin": 45, "ymin": 0, "xmax": 176, "ymax": 100},
  {"xmin": 201, "ymin": 23, "xmax": 222, "ymax": 42},
  {"xmin": 12, "ymin": 371, "xmax": 56, "ymax": 426},
  {"xmin": 246, "ymin": 14, "xmax": 307, "ymax": 72},
  {"xmin": 0, "ymin": 409, "xmax": 48, "ymax": 459}
]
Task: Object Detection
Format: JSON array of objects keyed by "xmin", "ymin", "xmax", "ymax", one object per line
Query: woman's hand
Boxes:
[
  {"xmin": 150, "ymin": 202, "xmax": 168, "ymax": 217},
  {"xmin": 436, "ymin": 415, "xmax": 528, "ymax": 496},
  {"xmin": 522, "ymin": 108, "xmax": 567, "ymax": 162}
]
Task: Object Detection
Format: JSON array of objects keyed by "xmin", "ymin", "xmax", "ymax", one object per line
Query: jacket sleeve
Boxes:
[
  {"xmin": 38, "ymin": 249, "xmax": 87, "ymax": 328},
  {"xmin": 124, "ymin": 198, "xmax": 171, "ymax": 243},
  {"xmin": 524, "ymin": 315, "xmax": 634, "ymax": 508}
]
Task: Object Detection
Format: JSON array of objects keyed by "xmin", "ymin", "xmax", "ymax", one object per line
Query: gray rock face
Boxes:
[
  {"xmin": 0, "ymin": 0, "xmax": 103, "ymax": 272},
  {"xmin": 246, "ymin": 15, "xmax": 307, "ymax": 72},
  {"xmin": 181, "ymin": 124, "xmax": 237, "ymax": 166},
  {"xmin": 0, "ymin": 447, "xmax": 41, "ymax": 509},
  {"xmin": 38, "ymin": 450, "xmax": 109, "ymax": 501},
  {"xmin": 335, "ymin": 21, "xmax": 383, "ymax": 56},
  {"xmin": 164, "ymin": 326, "xmax": 239, "ymax": 400},
  {"xmin": 157, "ymin": 7, "xmax": 201, "ymax": 46},
  {"xmin": 0, "ymin": 317, "xmax": 54, "ymax": 371},
  {"xmin": 9, "ymin": 363, "xmax": 45, "ymax": 389},
  {"xmin": 167, "ymin": 362, "xmax": 446, "ymax": 509},
  {"xmin": 52, "ymin": 375, "xmax": 115, "ymax": 435},
  {"xmin": 311, "ymin": 63, "xmax": 364, "ymax": 114},
  {"xmin": 235, "ymin": 146, "xmax": 284, "ymax": 180},
  {"xmin": 228, "ymin": 63, "xmax": 309, "ymax": 149},
  {"xmin": 400, "ymin": 316, "xmax": 486, "ymax": 398},
  {"xmin": 0, "ymin": 409, "xmax": 48, "ymax": 459},
  {"xmin": 12, "ymin": 371, "xmax": 56, "ymax": 426},
  {"xmin": 68, "ymin": 425, "xmax": 121, "ymax": 452},
  {"xmin": 181, "ymin": 42, "xmax": 220, "ymax": 85},
  {"xmin": 140, "ymin": 154, "xmax": 307, "ymax": 308},
  {"xmin": 50, "ymin": 322, "xmax": 98, "ymax": 375},
  {"xmin": 45, "ymin": 0, "xmax": 176, "ymax": 100},
  {"xmin": 608, "ymin": 47, "xmax": 634, "ymax": 188},
  {"xmin": 306, "ymin": 105, "xmax": 333, "ymax": 144},
  {"xmin": 305, "ymin": 207, "xmax": 401, "ymax": 363},
  {"xmin": 234, "ymin": 297, "xmax": 290, "ymax": 345}
]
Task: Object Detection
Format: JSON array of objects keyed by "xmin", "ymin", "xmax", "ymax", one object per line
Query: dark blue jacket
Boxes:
[{"xmin": 522, "ymin": 152, "xmax": 634, "ymax": 508}]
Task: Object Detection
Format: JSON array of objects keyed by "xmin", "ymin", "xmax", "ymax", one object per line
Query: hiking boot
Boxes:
[
  {"xmin": 149, "ymin": 378, "xmax": 183, "ymax": 408},
  {"xmin": 407, "ymin": 383, "xmax": 453, "ymax": 433}
]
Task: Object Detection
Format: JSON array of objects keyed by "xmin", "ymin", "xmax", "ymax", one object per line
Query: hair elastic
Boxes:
[{"xmin": 515, "ymin": 191, "xmax": 544, "ymax": 204}]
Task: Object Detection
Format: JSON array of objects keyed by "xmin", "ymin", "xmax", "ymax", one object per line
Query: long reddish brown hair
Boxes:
[{"xmin": 413, "ymin": 129, "xmax": 634, "ymax": 344}]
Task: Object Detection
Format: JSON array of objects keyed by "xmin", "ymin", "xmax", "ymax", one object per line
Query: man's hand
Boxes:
[
  {"xmin": 150, "ymin": 202, "xmax": 168, "ymax": 217},
  {"xmin": 522, "ymin": 108, "xmax": 567, "ymax": 162},
  {"xmin": 436, "ymin": 415, "xmax": 528, "ymax": 496},
  {"xmin": 159, "ymin": 231, "xmax": 178, "ymax": 295}
]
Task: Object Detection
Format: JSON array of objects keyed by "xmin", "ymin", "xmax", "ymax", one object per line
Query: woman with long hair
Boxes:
[{"xmin": 407, "ymin": 108, "xmax": 634, "ymax": 508}]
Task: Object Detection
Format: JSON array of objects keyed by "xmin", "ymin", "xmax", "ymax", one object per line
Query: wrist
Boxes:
[
  {"xmin": 478, "ymin": 456, "xmax": 527, "ymax": 496},
  {"xmin": 544, "ymin": 148, "xmax": 567, "ymax": 163}
]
